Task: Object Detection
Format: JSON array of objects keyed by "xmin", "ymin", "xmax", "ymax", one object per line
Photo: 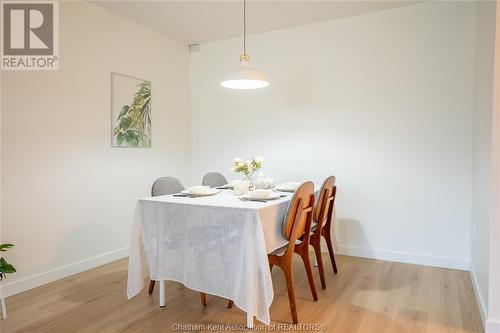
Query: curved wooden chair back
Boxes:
[
  {"xmin": 282, "ymin": 181, "xmax": 315, "ymax": 241},
  {"xmin": 314, "ymin": 176, "xmax": 336, "ymax": 230}
]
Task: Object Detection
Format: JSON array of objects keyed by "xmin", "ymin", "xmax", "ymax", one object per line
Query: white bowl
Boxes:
[
  {"xmin": 188, "ymin": 185, "xmax": 211, "ymax": 195},
  {"xmin": 248, "ymin": 189, "xmax": 273, "ymax": 199}
]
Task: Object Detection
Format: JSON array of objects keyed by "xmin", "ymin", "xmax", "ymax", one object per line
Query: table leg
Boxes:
[
  {"xmin": 246, "ymin": 312, "xmax": 253, "ymax": 329},
  {"xmin": 1, "ymin": 297, "xmax": 7, "ymax": 319},
  {"xmin": 159, "ymin": 280, "xmax": 166, "ymax": 307}
]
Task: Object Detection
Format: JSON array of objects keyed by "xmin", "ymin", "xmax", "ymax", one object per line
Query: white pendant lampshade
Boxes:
[
  {"xmin": 221, "ymin": 61, "xmax": 269, "ymax": 90},
  {"xmin": 220, "ymin": 0, "xmax": 269, "ymax": 90}
]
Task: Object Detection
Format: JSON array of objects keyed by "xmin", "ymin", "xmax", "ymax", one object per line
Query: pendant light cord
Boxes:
[
  {"xmin": 240, "ymin": 0, "xmax": 250, "ymax": 62},
  {"xmin": 243, "ymin": 0, "xmax": 247, "ymax": 56}
]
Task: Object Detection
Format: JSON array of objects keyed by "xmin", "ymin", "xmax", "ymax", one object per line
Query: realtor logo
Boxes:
[{"xmin": 1, "ymin": 1, "xmax": 59, "ymax": 70}]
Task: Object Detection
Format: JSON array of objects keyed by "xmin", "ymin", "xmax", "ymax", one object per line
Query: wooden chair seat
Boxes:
[
  {"xmin": 270, "ymin": 239, "xmax": 304, "ymax": 256},
  {"xmin": 270, "ymin": 244, "xmax": 288, "ymax": 256}
]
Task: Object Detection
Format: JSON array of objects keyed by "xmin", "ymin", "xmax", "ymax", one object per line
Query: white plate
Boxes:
[
  {"xmin": 274, "ymin": 188, "xmax": 295, "ymax": 193},
  {"xmin": 181, "ymin": 189, "xmax": 221, "ymax": 197},
  {"xmin": 240, "ymin": 192, "xmax": 282, "ymax": 201},
  {"xmin": 275, "ymin": 182, "xmax": 301, "ymax": 192},
  {"xmin": 217, "ymin": 184, "xmax": 234, "ymax": 189}
]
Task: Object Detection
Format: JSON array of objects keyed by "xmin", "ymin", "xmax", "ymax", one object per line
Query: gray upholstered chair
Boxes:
[
  {"xmin": 148, "ymin": 177, "xmax": 184, "ymax": 295},
  {"xmin": 149, "ymin": 176, "xmax": 207, "ymax": 305},
  {"xmin": 202, "ymin": 172, "xmax": 228, "ymax": 188},
  {"xmin": 151, "ymin": 176, "xmax": 185, "ymax": 196}
]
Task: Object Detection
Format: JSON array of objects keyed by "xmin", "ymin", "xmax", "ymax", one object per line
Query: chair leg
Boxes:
[
  {"xmin": 323, "ymin": 231, "xmax": 338, "ymax": 274},
  {"xmin": 148, "ymin": 280, "xmax": 156, "ymax": 294},
  {"xmin": 283, "ymin": 264, "xmax": 298, "ymax": 324},
  {"xmin": 200, "ymin": 293, "xmax": 207, "ymax": 306},
  {"xmin": 313, "ymin": 241, "xmax": 326, "ymax": 289},
  {"xmin": 298, "ymin": 248, "xmax": 318, "ymax": 301},
  {"xmin": 227, "ymin": 300, "xmax": 234, "ymax": 309},
  {"xmin": 159, "ymin": 280, "xmax": 166, "ymax": 307}
]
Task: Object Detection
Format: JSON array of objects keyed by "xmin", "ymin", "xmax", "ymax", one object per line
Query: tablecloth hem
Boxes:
[{"xmin": 139, "ymin": 276, "xmax": 274, "ymax": 325}]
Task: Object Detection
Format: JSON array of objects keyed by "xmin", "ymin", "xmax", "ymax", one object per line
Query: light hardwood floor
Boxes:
[{"xmin": 1, "ymin": 255, "xmax": 483, "ymax": 333}]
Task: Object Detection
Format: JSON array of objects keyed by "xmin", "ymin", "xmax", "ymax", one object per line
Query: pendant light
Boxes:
[{"xmin": 220, "ymin": 0, "xmax": 269, "ymax": 89}]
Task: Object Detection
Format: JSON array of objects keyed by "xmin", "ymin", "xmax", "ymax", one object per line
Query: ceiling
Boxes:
[{"xmin": 91, "ymin": 1, "xmax": 421, "ymax": 45}]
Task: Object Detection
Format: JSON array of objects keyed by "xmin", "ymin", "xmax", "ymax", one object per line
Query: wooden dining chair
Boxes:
[
  {"xmin": 228, "ymin": 181, "xmax": 318, "ymax": 324},
  {"xmin": 148, "ymin": 177, "xmax": 207, "ymax": 306},
  {"xmin": 310, "ymin": 176, "xmax": 338, "ymax": 289}
]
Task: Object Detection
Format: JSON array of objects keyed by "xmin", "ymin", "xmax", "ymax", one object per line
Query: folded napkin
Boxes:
[
  {"xmin": 277, "ymin": 182, "xmax": 302, "ymax": 192},
  {"xmin": 248, "ymin": 189, "xmax": 274, "ymax": 199},
  {"xmin": 187, "ymin": 185, "xmax": 211, "ymax": 195}
]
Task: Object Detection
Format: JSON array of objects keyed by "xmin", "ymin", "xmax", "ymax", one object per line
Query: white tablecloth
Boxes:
[{"xmin": 127, "ymin": 190, "xmax": 291, "ymax": 324}]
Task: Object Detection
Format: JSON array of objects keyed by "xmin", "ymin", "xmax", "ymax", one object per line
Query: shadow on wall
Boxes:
[{"xmin": 336, "ymin": 218, "xmax": 371, "ymax": 251}]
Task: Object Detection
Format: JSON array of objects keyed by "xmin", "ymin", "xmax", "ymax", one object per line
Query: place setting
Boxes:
[
  {"xmin": 172, "ymin": 185, "xmax": 221, "ymax": 198},
  {"xmin": 239, "ymin": 189, "xmax": 288, "ymax": 203}
]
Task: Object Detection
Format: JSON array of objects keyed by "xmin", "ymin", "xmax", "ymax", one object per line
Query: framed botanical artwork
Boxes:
[{"xmin": 111, "ymin": 72, "xmax": 151, "ymax": 147}]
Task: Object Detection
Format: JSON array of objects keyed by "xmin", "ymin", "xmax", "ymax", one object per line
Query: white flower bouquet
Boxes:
[{"xmin": 231, "ymin": 156, "xmax": 264, "ymax": 187}]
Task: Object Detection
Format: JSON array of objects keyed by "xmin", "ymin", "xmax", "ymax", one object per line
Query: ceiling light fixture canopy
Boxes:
[{"xmin": 220, "ymin": 0, "xmax": 269, "ymax": 90}]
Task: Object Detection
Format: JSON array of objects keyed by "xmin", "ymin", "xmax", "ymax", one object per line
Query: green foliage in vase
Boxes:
[
  {"xmin": 0, "ymin": 244, "xmax": 16, "ymax": 280},
  {"xmin": 114, "ymin": 81, "xmax": 151, "ymax": 147}
]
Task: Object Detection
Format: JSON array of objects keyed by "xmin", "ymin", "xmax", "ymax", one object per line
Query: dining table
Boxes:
[{"xmin": 126, "ymin": 188, "xmax": 295, "ymax": 327}]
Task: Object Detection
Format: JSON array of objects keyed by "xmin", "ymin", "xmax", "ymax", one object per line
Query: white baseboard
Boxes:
[
  {"xmin": 1, "ymin": 247, "xmax": 129, "ymax": 298},
  {"xmin": 486, "ymin": 319, "xmax": 500, "ymax": 333},
  {"xmin": 470, "ymin": 269, "xmax": 487, "ymax": 325},
  {"xmin": 337, "ymin": 245, "xmax": 470, "ymax": 270}
]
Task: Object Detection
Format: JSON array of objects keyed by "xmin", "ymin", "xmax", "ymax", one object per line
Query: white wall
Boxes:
[
  {"xmin": 1, "ymin": 2, "xmax": 191, "ymax": 296},
  {"xmin": 487, "ymin": 4, "xmax": 500, "ymax": 332},
  {"xmin": 191, "ymin": 1, "xmax": 476, "ymax": 269},
  {"xmin": 471, "ymin": 0, "xmax": 496, "ymax": 322}
]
